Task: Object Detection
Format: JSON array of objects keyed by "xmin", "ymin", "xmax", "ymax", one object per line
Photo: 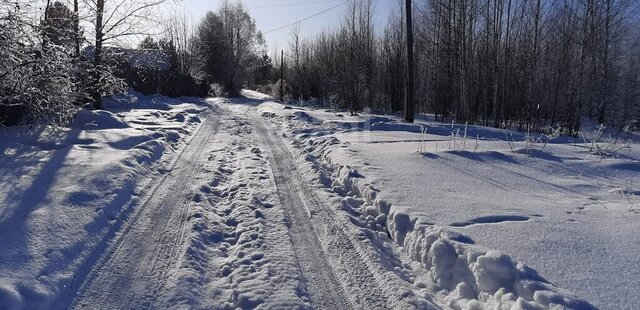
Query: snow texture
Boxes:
[
  {"xmin": 1, "ymin": 89, "xmax": 637, "ymax": 309},
  {"xmin": 0, "ymin": 91, "xmax": 204, "ymax": 309},
  {"xmin": 258, "ymin": 97, "xmax": 638, "ymax": 309}
]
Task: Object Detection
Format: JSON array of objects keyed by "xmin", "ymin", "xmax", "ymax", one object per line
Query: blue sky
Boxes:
[{"xmin": 163, "ymin": 0, "xmax": 398, "ymax": 55}]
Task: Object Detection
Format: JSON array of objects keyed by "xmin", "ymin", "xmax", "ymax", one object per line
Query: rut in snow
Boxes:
[
  {"xmin": 253, "ymin": 118, "xmax": 355, "ymax": 310},
  {"xmin": 63, "ymin": 114, "xmax": 223, "ymax": 310},
  {"xmin": 251, "ymin": 111, "xmax": 407, "ymax": 309},
  {"xmin": 160, "ymin": 113, "xmax": 311, "ymax": 309}
]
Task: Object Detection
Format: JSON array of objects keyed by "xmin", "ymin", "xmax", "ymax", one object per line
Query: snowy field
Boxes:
[
  {"xmin": 258, "ymin": 94, "xmax": 639, "ymax": 309},
  {"xmin": 1, "ymin": 90, "xmax": 638, "ymax": 309}
]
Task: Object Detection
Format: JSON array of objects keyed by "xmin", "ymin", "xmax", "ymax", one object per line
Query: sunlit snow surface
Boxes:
[
  {"xmin": 258, "ymin": 96, "xmax": 639, "ymax": 309},
  {"xmin": 0, "ymin": 91, "xmax": 206, "ymax": 308},
  {"xmin": 0, "ymin": 89, "xmax": 637, "ymax": 309}
]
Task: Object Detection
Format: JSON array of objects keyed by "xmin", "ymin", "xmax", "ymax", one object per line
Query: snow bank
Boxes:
[
  {"xmin": 0, "ymin": 93, "xmax": 207, "ymax": 309},
  {"xmin": 102, "ymin": 89, "xmax": 201, "ymax": 110},
  {"xmin": 129, "ymin": 139, "xmax": 166, "ymax": 166},
  {"xmin": 292, "ymin": 111, "xmax": 324, "ymax": 125},
  {"xmin": 320, "ymin": 146, "xmax": 592, "ymax": 309},
  {"xmin": 72, "ymin": 110, "xmax": 129, "ymax": 130},
  {"xmin": 240, "ymin": 89, "xmax": 274, "ymax": 101}
]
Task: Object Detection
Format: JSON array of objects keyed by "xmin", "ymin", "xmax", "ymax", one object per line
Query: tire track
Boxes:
[
  {"xmin": 252, "ymin": 106, "xmax": 440, "ymax": 310},
  {"xmin": 64, "ymin": 114, "xmax": 222, "ymax": 310},
  {"xmin": 250, "ymin": 114, "xmax": 355, "ymax": 310}
]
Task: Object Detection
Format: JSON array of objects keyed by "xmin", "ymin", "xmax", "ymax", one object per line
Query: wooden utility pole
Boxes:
[
  {"xmin": 404, "ymin": 0, "xmax": 415, "ymax": 122},
  {"xmin": 280, "ymin": 50, "xmax": 285, "ymax": 102}
]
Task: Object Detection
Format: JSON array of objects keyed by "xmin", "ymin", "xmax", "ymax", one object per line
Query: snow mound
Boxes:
[
  {"xmin": 0, "ymin": 92, "xmax": 207, "ymax": 309},
  {"xmin": 72, "ymin": 110, "xmax": 129, "ymax": 130},
  {"xmin": 282, "ymin": 120, "xmax": 595, "ymax": 309},
  {"xmin": 0, "ymin": 282, "xmax": 23, "ymax": 310},
  {"xmin": 402, "ymin": 224, "xmax": 593, "ymax": 309},
  {"xmin": 130, "ymin": 139, "xmax": 166, "ymax": 166}
]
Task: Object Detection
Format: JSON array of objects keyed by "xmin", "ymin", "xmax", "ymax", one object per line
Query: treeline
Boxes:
[
  {"xmin": 283, "ymin": 0, "xmax": 640, "ymax": 133},
  {"xmin": 136, "ymin": 1, "xmax": 271, "ymax": 97},
  {"xmin": 0, "ymin": 0, "xmax": 268, "ymax": 126}
]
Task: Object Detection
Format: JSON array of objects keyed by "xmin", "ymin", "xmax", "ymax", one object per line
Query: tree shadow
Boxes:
[
  {"xmin": 0, "ymin": 127, "xmax": 82, "ymax": 270},
  {"xmin": 446, "ymin": 150, "xmax": 520, "ymax": 164},
  {"xmin": 50, "ymin": 179, "xmax": 140, "ymax": 310}
]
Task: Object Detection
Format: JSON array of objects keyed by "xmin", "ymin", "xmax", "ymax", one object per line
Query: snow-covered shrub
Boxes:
[
  {"xmin": 524, "ymin": 130, "xmax": 549, "ymax": 156},
  {"xmin": 417, "ymin": 126, "xmax": 428, "ymax": 153},
  {"xmin": 504, "ymin": 131, "xmax": 516, "ymax": 154},
  {"xmin": 0, "ymin": 4, "xmax": 81, "ymax": 125},
  {"xmin": 580, "ymin": 124, "xmax": 634, "ymax": 158},
  {"xmin": 208, "ymin": 82, "xmax": 227, "ymax": 98}
]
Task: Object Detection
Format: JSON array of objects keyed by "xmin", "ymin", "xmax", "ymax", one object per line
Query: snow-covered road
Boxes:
[
  {"xmin": 62, "ymin": 98, "xmax": 411, "ymax": 309},
  {"xmin": 64, "ymin": 113, "xmax": 223, "ymax": 309},
  {"xmin": 4, "ymin": 91, "xmax": 625, "ymax": 309},
  {"xmin": 254, "ymin": 114, "xmax": 354, "ymax": 310}
]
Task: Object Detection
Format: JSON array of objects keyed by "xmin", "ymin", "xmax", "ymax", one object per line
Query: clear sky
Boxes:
[{"xmin": 162, "ymin": 0, "xmax": 398, "ymax": 56}]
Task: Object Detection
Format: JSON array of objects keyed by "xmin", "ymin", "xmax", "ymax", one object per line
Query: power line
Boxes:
[
  {"xmin": 262, "ymin": 0, "xmax": 350, "ymax": 35},
  {"xmin": 253, "ymin": 0, "xmax": 342, "ymax": 9}
]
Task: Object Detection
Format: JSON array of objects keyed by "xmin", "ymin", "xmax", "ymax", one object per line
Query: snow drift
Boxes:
[{"xmin": 0, "ymin": 92, "xmax": 206, "ymax": 309}]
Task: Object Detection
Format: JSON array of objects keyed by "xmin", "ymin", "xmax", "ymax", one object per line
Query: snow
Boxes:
[
  {"xmin": 71, "ymin": 110, "xmax": 130, "ymax": 130},
  {"xmin": 158, "ymin": 110, "xmax": 309, "ymax": 309},
  {"xmin": 0, "ymin": 91, "xmax": 205, "ymax": 309},
  {"xmin": 258, "ymin": 99, "xmax": 639, "ymax": 309},
  {"xmin": 1, "ymin": 90, "xmax": 637, "ymax": 309}
]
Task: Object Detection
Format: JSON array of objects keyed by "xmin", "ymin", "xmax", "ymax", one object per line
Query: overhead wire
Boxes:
[
  {"xmin": 253, "ymin": 0, "xmax": 342, "ymax": 9},
  {"xmin": 261, "ymin": 0, "xmax": 351, "ymax": 35}
]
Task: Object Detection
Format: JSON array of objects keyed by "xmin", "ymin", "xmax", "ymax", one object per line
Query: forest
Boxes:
[
  {"xmin": 283, "ymin": 0, "xmax": 640, "ymax": 134},
  {"xmin": 1, "ymin": 0, "xmax": 639, "ymax": 135}
]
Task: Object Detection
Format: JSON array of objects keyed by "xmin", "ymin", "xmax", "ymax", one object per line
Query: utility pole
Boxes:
[
  {"xmin": 404, "ymin": 0, "xmax": 415, "ymax": 122},
  {"xmin": 280, "ymin": 50, "xmax": 285, "ymax": 102}
]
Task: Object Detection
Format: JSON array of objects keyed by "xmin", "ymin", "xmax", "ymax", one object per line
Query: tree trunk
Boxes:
[
  {"xmin": 74, "ymin": 0, "xmax": 80, "ymax": 58},
  {"xmin": 92, "ymin": 0, "xmax": 105, "ymax": 109}
]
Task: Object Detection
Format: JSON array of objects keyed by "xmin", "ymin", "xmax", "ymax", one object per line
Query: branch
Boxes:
[
  {"xmin": 101, "ymin": 0, "xmax": 129, "ymax": 30},
  {"xmin": 103, "ymin": 31, "xmax": 156, "ymax": 41},
  {"xmin": 0, "ymin": 61, "xmax": 38, "ymax": 81},
  {"xmin": 103, "ymin": 0, "xmax": 165, "ymax": 36}
]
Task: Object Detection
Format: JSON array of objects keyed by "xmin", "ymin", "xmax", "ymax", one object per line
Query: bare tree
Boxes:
[
  {"xmin": 83, "ymin": 0, "xmax": 166, "ymax": 108},
  {"xmin": 284, "ymin": 0, "xmax": 640, "ymax": 133},
  {"xmin": 193, "ymin": 0, "xmax": 265, "ymax": 95},
  {"xmin": 163, "ymin": 12, "xmax": 197, "ymax": 76}
]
